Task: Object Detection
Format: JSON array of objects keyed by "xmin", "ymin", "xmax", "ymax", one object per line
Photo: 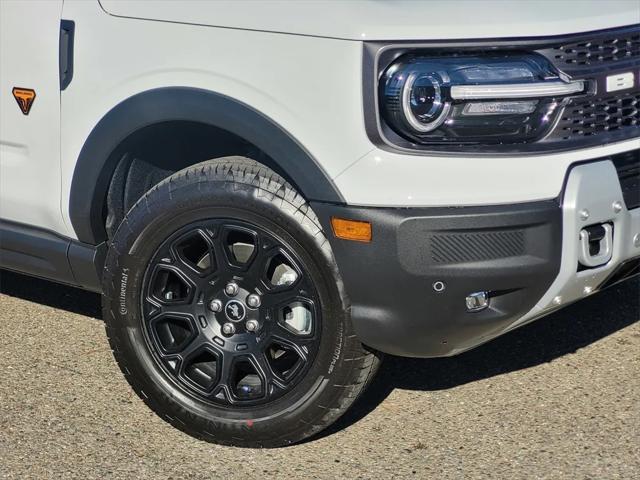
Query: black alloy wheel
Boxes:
[{"xmin": 142, "ymin": 218, "xmax": 321, "ymax": 407}]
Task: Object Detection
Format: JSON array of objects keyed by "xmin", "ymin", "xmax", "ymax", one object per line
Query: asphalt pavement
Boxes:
[{"xmin": 0, "ymin": 270, "xmax": 638, "ymax": 479}]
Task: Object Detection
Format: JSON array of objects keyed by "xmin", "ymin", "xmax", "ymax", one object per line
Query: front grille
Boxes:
[
  {"xmin": 537, "ymin": 25, "xmax": 640, "ymax": 74},
  {"xmin": 534, "ymin": 25, "xmax": 640, "ymax": 146},
  {"xmin": 548, "ymin": 31, "xmax": 640, "ymax": 67},
  {"xmin": 612, "ymin": 150, "xmax": 640, "ymax": 210},
  {"xmin": 549, "ymin": 91, "xmax": 640, "ymax": 142}
]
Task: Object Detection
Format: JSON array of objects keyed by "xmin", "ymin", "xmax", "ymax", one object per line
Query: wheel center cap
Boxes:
[{"xmin": 225, "ymin": 300, "xmax": 246, "ymax": 322}]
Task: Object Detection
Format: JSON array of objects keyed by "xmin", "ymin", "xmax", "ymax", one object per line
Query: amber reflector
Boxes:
[{"xmin": 331, "ymin": 217, "xmax": 372, "ymax": 243}]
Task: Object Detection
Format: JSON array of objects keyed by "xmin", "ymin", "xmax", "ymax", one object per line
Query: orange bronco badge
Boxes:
[{"xmin": 12, "ymin": 87, "xmax": 36, "ymax": 115}]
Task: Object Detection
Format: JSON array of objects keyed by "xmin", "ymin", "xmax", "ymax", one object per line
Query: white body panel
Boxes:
[
  {"xmin": 59, "ymin": 0, "xmax": 372, "ymax": 240},
  {"xmin": 0, "ymin": 0, "xmax": 65, "ymax": 233},
  {"xmin": 100, "ymin": 0, "xmax": 637, "ymax": 41},
  {"xmin": 336, "ymin": 138, "xmax": 640, "ymax": 206}
]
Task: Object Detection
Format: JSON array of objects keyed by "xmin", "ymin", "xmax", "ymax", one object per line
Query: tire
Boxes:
[{"xmin": 102, "ymin": 156, "xmax": 381, "ymax": 447}]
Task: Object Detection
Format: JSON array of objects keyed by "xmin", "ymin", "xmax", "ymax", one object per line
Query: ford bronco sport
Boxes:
[{"xmin": 1, "ymin": 1, "xmax": 639, "ymax": 447}]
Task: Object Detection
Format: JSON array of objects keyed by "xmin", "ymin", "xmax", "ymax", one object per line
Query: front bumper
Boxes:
[{"xmin": 312, "ymin": 151, "xmax": 640, "ymax": 358}]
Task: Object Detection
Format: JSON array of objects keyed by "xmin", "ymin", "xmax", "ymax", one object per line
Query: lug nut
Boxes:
[
  {"xmin": 245, "ymin": 320, "xmax": 260, "ymax": 332},
  {"xmin": 225, "ymin": 282, "xmax": 239, "ymax": 296},
  {"xmin": 222, "ymin": 322, "xmax": 236, "ymax": 336},
  {"xmin": 246, "ymin": 294, "xmax": 261, "ymax": 308},
  {"xmin": 208, "ymin": 299, "xmax": 222, "ymax": 312}
]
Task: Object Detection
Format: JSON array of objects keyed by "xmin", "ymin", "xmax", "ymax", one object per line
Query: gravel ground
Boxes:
[{"xmin": 0, "ymin": 270, "xmax": 638, "ymax": 479}]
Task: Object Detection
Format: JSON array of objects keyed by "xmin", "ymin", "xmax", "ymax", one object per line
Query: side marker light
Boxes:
[{"xmin": 331, "ymin": 217, "xmax": 372, "ymax": 243}]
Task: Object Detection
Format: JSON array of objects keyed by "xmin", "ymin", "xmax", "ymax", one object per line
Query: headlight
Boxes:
[{"xmin": 380, "ymin": 54, "xmax": 585, "ymax": 145}]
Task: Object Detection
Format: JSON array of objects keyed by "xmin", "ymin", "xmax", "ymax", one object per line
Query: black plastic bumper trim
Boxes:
[
  {"xmin": 611, "ymin": 149, "xmax": 640, "ymax": 210},
  {"xmin": 312, "ymin": 199, "xmax": 563, "ymax": 358},
  {"xmin": 598, "ymin": 257, "xmax": 640, "ymax": 290}
]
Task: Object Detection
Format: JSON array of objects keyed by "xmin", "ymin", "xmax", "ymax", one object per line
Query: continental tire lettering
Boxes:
[
  {"xmin": 119, "ymin": 268, "xmax": 129, "ymax": 315},
  {"xmin": 328, "ymin": 322, "xmax": 343, "ymax": 374}
]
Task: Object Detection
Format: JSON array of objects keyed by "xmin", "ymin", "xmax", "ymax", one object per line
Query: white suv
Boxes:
[{"xmin": 1, "ymin": 0, "xmax": 639, "ymax": 447}]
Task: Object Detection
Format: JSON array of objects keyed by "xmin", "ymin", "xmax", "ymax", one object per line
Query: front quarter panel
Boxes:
[{"xmin": 60, "ymin": 0, "xmax": 373, "ymax": 240}]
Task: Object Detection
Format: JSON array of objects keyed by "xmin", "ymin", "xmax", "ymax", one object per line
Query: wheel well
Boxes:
[
  {"xmin": 103, "ymin": 121, "xmax": 299, "ymax": 239},
  {"xmin": 70, "ymin": 87, "xmax": 344, "ymax": 244}
]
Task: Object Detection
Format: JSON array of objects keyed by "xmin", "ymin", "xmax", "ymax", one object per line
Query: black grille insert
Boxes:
[
  {"xmin": 549, "ymin": 91, "xmax": 640, "ymax": 142},
  {"xmin": 548, "ymin": 31, "xmax": 640, "ymax": 67},
  {"xmin": 612, "ymin": 150, "xmax": 640, "ymax": 210},
  {"xmin": 536, "ymin": 25, "xmax": 640, "ymax": 74}
]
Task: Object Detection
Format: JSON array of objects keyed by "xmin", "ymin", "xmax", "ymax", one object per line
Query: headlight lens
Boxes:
[
  {"xmin": 403, "ymin": 72, "xmax": 450, "ymax": 132},
  {"xmin": 380, "ymin": 54, "xmax": 584, "ymax": 145}
]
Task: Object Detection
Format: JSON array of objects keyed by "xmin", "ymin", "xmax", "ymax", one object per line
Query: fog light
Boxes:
[{"xmin": 466, "ymin": 292, "xmax": 489, "ymax": 312}]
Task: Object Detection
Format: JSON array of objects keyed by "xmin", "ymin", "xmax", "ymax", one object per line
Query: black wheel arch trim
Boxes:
[{"xmin": 69, "ymin": 87, "xmax": 345, "ymax": 245}]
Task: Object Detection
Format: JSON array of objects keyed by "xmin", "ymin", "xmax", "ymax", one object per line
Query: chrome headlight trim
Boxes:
[
  {"xmin": 450, "ymin": 80, "xmax": 585, "ymax": 100},
  {"xmin": 401, "ymin": 72, "xmax": 452, "ymax": 132}
]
